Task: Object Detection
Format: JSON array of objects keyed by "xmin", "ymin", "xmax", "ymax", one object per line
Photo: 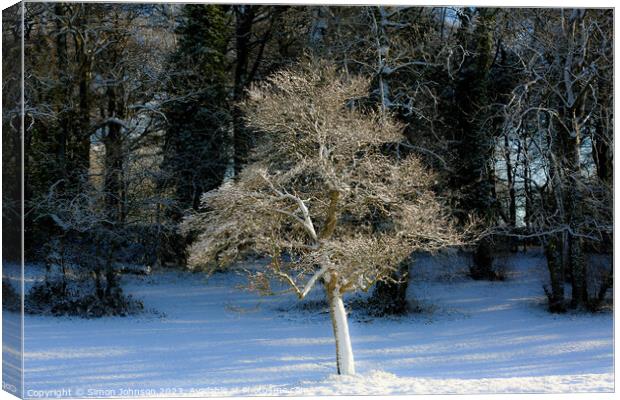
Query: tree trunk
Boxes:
[
  {"xmin": 569, "ymin": 235, "xmax": 588, "ymax": 309},
  {"xmin": 368, "ymin": 259, "xmax": 409, "ymax": 315},
  {"xmin": 593, "ymin": 132, "xmax": 612, "ymax": 184},
  {"xmin": 54, "ymin": 4, "xmax": 69, "ymax": 185},
  {"xmin": 556, "ymin": 10, "xmax": 589, "ymax": 310},
  {"xmin": 544, "ymin": 234, "xmax": 566, "ymax": 313},
  {"xmin": 503, "ymin": 132, "xmax": 516, "ymax": 228},
  {"xmin": 591, "ymin": 80, "xmax": 612, "ymax": 253},
  {"xmin": 325, "ymin": 279, "xmax": 355, "ymax": 375},
  {"xmin": 74, "ymin": 13, "xmax": 92, "ymax": 179},
  {"xmin": 231, "ymin": 6, "xmax": 276, "ymax": 175},
  {"xmin": 523, "ymin": 138, "xmax": 531, "ymax": 232},
  {"xmin": 103, "ymin": 83, "xmax": 125, "ymax": 223},
  {"xmin": 103, "ymin": 123, "xmax": 124, "ymax": 222},
  {"xmin": 470, "ymin": 237, "xmax": 497, "ymax": 280},
  {"xmin": 452, "ymin": 9, "xmax": 497, "ymax": 279},
  {"xmin": 232, "ymin": 6, "xmax": 256, "ymax": 175},
  {"xmin": 562, "ymin": 119, "xmax": 588, "ymax": 309}
]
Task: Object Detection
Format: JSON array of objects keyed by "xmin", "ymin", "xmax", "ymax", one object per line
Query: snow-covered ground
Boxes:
[{"xmin": 4, "ymin": 250, "xmax": 614, "ymax": 396}]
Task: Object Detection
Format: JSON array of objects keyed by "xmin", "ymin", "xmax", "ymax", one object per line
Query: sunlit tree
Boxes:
[{"xmin": 185, "ymin": 62, "xmax": 466, "ymax": 375}]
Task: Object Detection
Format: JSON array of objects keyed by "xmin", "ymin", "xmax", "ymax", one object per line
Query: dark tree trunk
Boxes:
[
  {"xmin": 470, "ymin": 237, "xmax": 498, "ymax": 280},
  {"xmin": 2, "ymin": 4, "xmax": 24, "ymax": 261},
  {"xmin": 592, "ymin": 71, "xmax": 613, "ymax": 185},
  {"xmin": 369, "ymin": 260, "xmax": 410, "ymax": 315},
  {"xmin": 54, "ymin": 4, "xmax": 69, "ymax": 185},
  {"xmin": 504, "ymin": 133, "xmax": 516, "ymax": 228},
  {"xmin": 544, "ymin": 234, "xmax": 566, "ymax": 313},
  {"xmin": 232, "ymin": 5, "xmax": 256, "ymax": 175},
  {"xmin": 103, "ymin": 85, "xmax": 125, "ymax": 223},
  {"xmin": 569, "ymin": 235, "xmax": 588, "ymax": 309},
  {"xmin": 231, "ymin": 6, "xmax": 277, "ymax": 175},
  {"xmin": 522, "ymin": 138, "xmax": 532, "ymax": 232},
  {"xmin": 593, "ymin": 135, "xmax": 612, "ymax": 184},
  {"xmin": 591, "ymin": 99, "xmax": 613, "ymax": 253},
  {"xmin": 565, "ymin": 136, "xmax": 588, "ymax": 309},
  {"xmin": 72, "ymin": 11, "xmax": 92, "ymax": 182},
  {"xmin": 103, "ymin": 124, "xmax": 124, "ymax": 222},
  {"xmin": 559, "ymin": 104, "xmax": 588, "ymax": 309},
  {"xmin": 592, "ymin": 268, "xmax": 613, "ymax": 311},
  {"xmin": 450, "ymin": 9, "xmax": 498, "ymax": 279}
]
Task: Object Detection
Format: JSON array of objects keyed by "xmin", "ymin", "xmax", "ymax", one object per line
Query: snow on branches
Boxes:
[
  {"xmin": 184, "ymin": 62, "xmax": 467, "ymax": 374},
  {"xmin": 186, "ymin": 61, "xmax": 465, "ymax": 296}
]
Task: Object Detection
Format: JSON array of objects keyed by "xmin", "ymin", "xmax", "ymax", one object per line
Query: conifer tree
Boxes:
[
  {"xmin": 162, "ymin": 5, "xmax": 232, "ymax": 213},
  {"xmin": 448, "ymin": 8, "xmax": 499, "ymax": 280}
]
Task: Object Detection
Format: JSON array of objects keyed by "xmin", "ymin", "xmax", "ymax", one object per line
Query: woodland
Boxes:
[{"xmin": 1, "ymin": 4, "xmax": 614, "ymax": 380}]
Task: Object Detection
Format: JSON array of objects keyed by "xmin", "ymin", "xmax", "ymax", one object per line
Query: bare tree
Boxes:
[
  {"xmin": 184, "ymin": 63, "xmax": 466, "ymax": 375},
  {"xmin": 495, "ymin": 8, "xmax": 613, "ymax": 311}
]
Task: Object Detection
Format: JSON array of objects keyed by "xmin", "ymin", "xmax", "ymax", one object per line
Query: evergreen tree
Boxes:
[
  {"xmin": 447, "ymin": 8, "xmax": 499, "ymax": 280},
  {"xmin": 162, "ymin": 5, "xmax": 232, "ymax": 214}
]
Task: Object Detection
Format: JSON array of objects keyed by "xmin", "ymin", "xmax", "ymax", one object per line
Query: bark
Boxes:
[
  {"xmin": 54, "ymin": 4, "xmax": 69, "ymax": 184},
  {"xmin": 232, "ymin": 6, "xmax": 257, "ymax": 175},
  {"xmin": 593, "ymin": 132, "xmax": 612, "ymax": 184},
  {"xmin": 3, "ymin": 4, "xmax": 23, "ymax": 261},
  {"xmin": 592, "ymin": 71, "xmax": 613, "ymax": 185},
  {"xmin": 74, "ymin": 12, "xmax": 92, "ymax": 178},
  {"xmin": 591, "ymin": 75, "xmax": 613, "ymax": 252},
  {"xmin": 318, "ymin": 191, "xmax": 357, "ymax": 370},
  {"xmin": 319, "ymin": 190, "xmax": 340, "ymax": 239},
  {"xmin": 522, "ymin": 137, "xmax": 532, "ymax": 231},
  {"xmin": 548, "ymin": 126, "xmax": 571, "ymax": 286},
  {"xmin": 560, "ymin": 115, "xmax": 588, "ymax": 309},
  {"xmin": 369, "ymin": 260, "xmax": 409, "ymax": 315},
  {"xmin": 561, "ymin": 232, "xmax": 570, "ymax": 283},
  {"xmin": 452, "ymin": 9, "xmax": 497, "ymax": 279},
  {"xmin": 593, "ymin": 268, "xmax": 612, "ymax": 311},
  {"xmin": 103, "ymin": 122, "xmax": 124, "ymax": 222},
  {"xmin": 325, "ymin": 276, "xmax": 355, "ymax": 375},
  {"xmin": 569, "ymin": 235, "xmax": 588, "ymax": 309},
  {"xmin": 231, "ymin": 6, "xmax": 278, "ymax": 175},
  {"xmin": 544, "ymin": 234, "xmax": 566, "ymax": 313},
  {"xmin": 470, "ymin": 237, "xmax": 497, "ymax": 280},
  {"xmin": 565, "ymin": 125, "xmax": 588, "ymax": 308},
  {"xmin": 503, "ymin": 133, "xmax": 516, "ymax": 227},
  {"xmin": 370, "ymin": 7, "xmax": 390, "ymax": 112},
  {"xmin": 592, "ymin": 126, "xmax": 613, "ymax": 252},
  {"xmin": 103, "ymin": 85, "xmax": 126, "ymax": 223},
  {"xmin": 557, "ymin": 10, "xmax": 589, "ymax": 310}
]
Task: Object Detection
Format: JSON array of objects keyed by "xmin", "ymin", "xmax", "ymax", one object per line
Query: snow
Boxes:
[{"xmin": 3, "ymin": 250, "xmax": 613, "ymax": 396}]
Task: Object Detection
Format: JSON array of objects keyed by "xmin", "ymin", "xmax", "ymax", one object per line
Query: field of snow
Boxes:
[{"xmin": 4, "ymin": 250, "xmax": 614, "ymax": 396}]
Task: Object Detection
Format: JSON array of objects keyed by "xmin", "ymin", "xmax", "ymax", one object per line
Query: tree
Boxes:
[
  {"xmin": 447, "ymin": 8, "xmax": 500, "ymax": 280},
  {"xmin": 23, "ymin": 3, "xmax": 97, "ymax": 252},
  {"xmin": 2, "ymin": 3, "xmax": 23, "ymax": 261},
  {"xmin": 23, "ymin": 3, "xmax": 179, "ymax": 280},
  {"xmin": 231, "ymin": 5, "xmax": 283, "ymax": 174},
  {"xmin": 185, "ymin": 63, "xmax": 465, "ymax": 375},
  {"xmin": 498, "ymin": 8, "xmax": 613, "ymax": 312},
  {"xmin": 162, "ymin": 4, "xmax": 232, "ymax": 213},
  {"xmin": 300, "ymin": 6, "xmax": 466, "ymax": 314}
]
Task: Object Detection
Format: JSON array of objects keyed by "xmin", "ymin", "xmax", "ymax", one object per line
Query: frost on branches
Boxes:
[{"xmin": 185, "ymin": 62, "xmax": 465, "ymax": 375}]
